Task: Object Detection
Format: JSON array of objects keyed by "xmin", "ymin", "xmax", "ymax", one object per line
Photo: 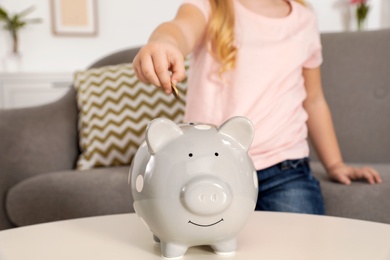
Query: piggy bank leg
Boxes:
[
  {"xmin": 160, "ymin": 241, "xmax": 188, "ymax": 259},
  {"xmin": 211, "ymin": 238, "xmax": 237, "ymax": 256}
]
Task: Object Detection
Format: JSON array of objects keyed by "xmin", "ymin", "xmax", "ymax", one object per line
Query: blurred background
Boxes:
[
  {"xmin": 0, "ymin": 0, "xmax": 389, "ymax": 72},
  {"xmin": 0, "ymin": 0, "xmax": 389, "ymax": 108}
]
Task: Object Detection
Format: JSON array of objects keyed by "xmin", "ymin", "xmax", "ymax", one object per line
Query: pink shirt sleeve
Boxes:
[
  {"xmin": 303, "ymin": 16, "xmax": 323, "ymax": 68},
  {"xmin": 182, "ymin": 0, "xmax": 211, "ymax": 21}
]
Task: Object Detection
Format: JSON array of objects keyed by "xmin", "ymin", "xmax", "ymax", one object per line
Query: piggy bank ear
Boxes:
[
  {"xmin": 146, "ymin": 118, "xmax": 183, "ymax": 154},
  {"xmin": 218, "ymin": 116, "xmax": 254, "ymax": 150}
]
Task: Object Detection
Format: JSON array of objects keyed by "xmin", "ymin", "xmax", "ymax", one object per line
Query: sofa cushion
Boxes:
[
  {"xmin": 73, "ymin": 63, "xmax": 186, "ymax": 170},
  {"xmin": 319, "ymin": 30, "xmax": 390, "ymax": 164},
  {"xmin": 310, "ymin": 161, "xmax": 390, "ymax": 224},
  {"xmin": 6, "ymin": 162, "xmax": 390, "ymax": 226},
  {"xmin": 6, "ymin": 167, "xmax": 133, "ymax": 227}
]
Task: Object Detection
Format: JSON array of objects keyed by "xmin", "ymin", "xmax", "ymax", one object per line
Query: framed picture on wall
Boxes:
[{"xmin": 50, "ymin": 0, "xmax": 98, "ymax": 36}]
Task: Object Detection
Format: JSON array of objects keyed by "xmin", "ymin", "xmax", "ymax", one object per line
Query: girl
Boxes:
[{"xmin": 133, "ymin": 0, "xmax": 382, "ymax": 214}]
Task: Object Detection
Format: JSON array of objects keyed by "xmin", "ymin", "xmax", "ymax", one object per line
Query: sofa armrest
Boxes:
[
  {"xmin": 0, "ymin": 88, "xmax": 79, "ymax": 229},
  {"xmin": 311, "ymin": 161, "xmax": 390, "ymax": 224}
]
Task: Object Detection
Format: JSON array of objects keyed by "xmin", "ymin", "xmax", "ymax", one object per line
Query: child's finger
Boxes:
[
  {"xmin": 340, "ymin": 176, "xmax": 351, "ymax": 185},
  {"xmin": 134, "ymin": 65, "xmax": 149, "ymax": 85},
  {"xmin": 374, "ymin": 173, "xmax": 383, "ymax": 183},
  {"xmin": 152, "ymin": 54, "xmax": 172, "ymax": 94},
  {"xmin": 170, "ymin": 56, "xmax": 186, "ymax": 84},
  {"xmin": 358, "ymin": 167, "xmax": 381, "ymax": 184},
  {"xmin": 133, "ymin": 54, "xmax": 149, "ymax": 84},
  {"xmin": 364, "ymin": 172, "xmax": 375, "ymax": 185},
  {"xmin": 367, "ymin": 167, "xmax": 382, "ymax": 183},
  {"xmin": 141, "ymin": 56, "xmax": 162, "ymax": 88},
  {"xmin": 333, "ymin": 174, "xmax": 351, "ymax": 185}
]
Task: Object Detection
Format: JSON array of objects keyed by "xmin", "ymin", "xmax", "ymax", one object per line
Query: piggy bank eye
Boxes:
[
  {"xmin": 189, "ymin": 153, "xmax": 193, "ymax": 157},
  {"xmin": 215, "ymin": 152, "xmax": 219, "ymax": 156}
]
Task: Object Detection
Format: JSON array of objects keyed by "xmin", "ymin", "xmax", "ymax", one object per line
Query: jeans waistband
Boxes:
[{"xmin": 279, "ymin": 157, "xmax": 310, "ymax": 171}]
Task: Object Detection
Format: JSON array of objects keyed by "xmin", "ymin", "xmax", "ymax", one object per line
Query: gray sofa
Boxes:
[{"xmin": 1, "ymin": 29, "xmax": 389, "ymax": 230}]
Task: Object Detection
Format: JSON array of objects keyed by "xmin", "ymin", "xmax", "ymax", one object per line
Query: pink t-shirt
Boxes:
[{"xmin": 182, "ymin": 0, "xmax": 323, "ymax": 170}]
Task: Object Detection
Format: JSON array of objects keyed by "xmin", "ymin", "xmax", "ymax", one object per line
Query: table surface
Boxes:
[{"xmin": 1, "ymin": 212, "xmax": 390, "ymax": 260}]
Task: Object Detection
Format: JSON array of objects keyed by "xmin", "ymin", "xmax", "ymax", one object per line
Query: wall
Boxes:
[
  {"xmin": 0, "ymin": 0, "xmax": 388, "ymax": 73},
  {"xmin": 0, "ymin": 0, "xmax": 182, "ymax": 72},
  {"xmin": 311, "ymin": 0, "xmax": 387, "ymax": 32}
]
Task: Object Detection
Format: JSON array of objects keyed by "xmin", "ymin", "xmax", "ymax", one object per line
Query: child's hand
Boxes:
[
  {"xmin": 133, "ymin": 42, "xmax": 186, "ymax": 95},
  {"xmin": 327, "ymin": 162, "xmax": 382, "ymax": 185}
]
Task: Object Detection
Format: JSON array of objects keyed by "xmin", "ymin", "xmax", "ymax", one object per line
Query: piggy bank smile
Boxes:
[{"xmin": 188, "ymin": 218, "xmax": 224, "ymax": 227}]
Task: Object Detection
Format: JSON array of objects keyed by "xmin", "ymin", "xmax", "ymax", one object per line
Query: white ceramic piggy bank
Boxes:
[{"xmin": 129, "ymin": 116, "xmax": 258, "ymax": 258}]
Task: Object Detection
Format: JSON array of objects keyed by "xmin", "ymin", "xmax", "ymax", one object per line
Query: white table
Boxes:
[{"xmin": 1, "ymin": 212, "xmax": 390, "ymax": 260}]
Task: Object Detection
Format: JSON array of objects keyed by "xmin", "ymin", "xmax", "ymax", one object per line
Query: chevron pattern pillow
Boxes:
[{"xmin": 74, "ymin": 63, "xmax": 186, "ymax": 170}]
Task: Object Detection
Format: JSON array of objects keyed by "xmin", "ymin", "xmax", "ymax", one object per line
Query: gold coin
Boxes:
[{"xmin": 171, "ymin": 83, "xmax": 181, "ymax": 100}]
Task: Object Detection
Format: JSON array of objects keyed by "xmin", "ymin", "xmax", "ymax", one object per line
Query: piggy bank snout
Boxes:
[{"xmin": 181, "ymin": 177, "xmax": 232, "ymax": 216}]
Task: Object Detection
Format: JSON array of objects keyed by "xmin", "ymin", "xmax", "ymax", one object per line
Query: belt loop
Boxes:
[{"xmin": 280, "ymin": 160, "xmax": 290, "ymax": 171}]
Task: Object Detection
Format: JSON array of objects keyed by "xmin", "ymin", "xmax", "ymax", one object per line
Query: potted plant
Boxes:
[
  {"xmin": 0, "ymin": 5, "xmax": 42, "ymax": 54},
  {"xmin": 349, "ymin": 0, "xmax": 370, "ymax": 31}
]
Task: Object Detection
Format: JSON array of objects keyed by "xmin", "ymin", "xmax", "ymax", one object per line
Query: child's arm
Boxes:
[
  {"xmin": 303, "ymin": 67, "xmax": 382, "ymax": 185},
  {"xmin": 133, "ymin": 4, "xmax": 207, "ymax": 94}
]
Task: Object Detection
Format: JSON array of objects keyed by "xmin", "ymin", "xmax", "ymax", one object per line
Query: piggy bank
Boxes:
[{"xmin": 129, "ymin": 116, "xmax": 258, "ymax": 258}]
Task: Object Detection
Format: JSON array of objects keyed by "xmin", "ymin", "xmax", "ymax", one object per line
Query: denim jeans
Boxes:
[{"xmin": 255, "ymin": 157, "xmax": 325, "ymax": 215}]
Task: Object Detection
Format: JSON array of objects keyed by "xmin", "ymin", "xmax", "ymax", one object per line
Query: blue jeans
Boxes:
[{"xmin": 255, "ymin": 158, "xmax": 325, "ymax": 215}]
